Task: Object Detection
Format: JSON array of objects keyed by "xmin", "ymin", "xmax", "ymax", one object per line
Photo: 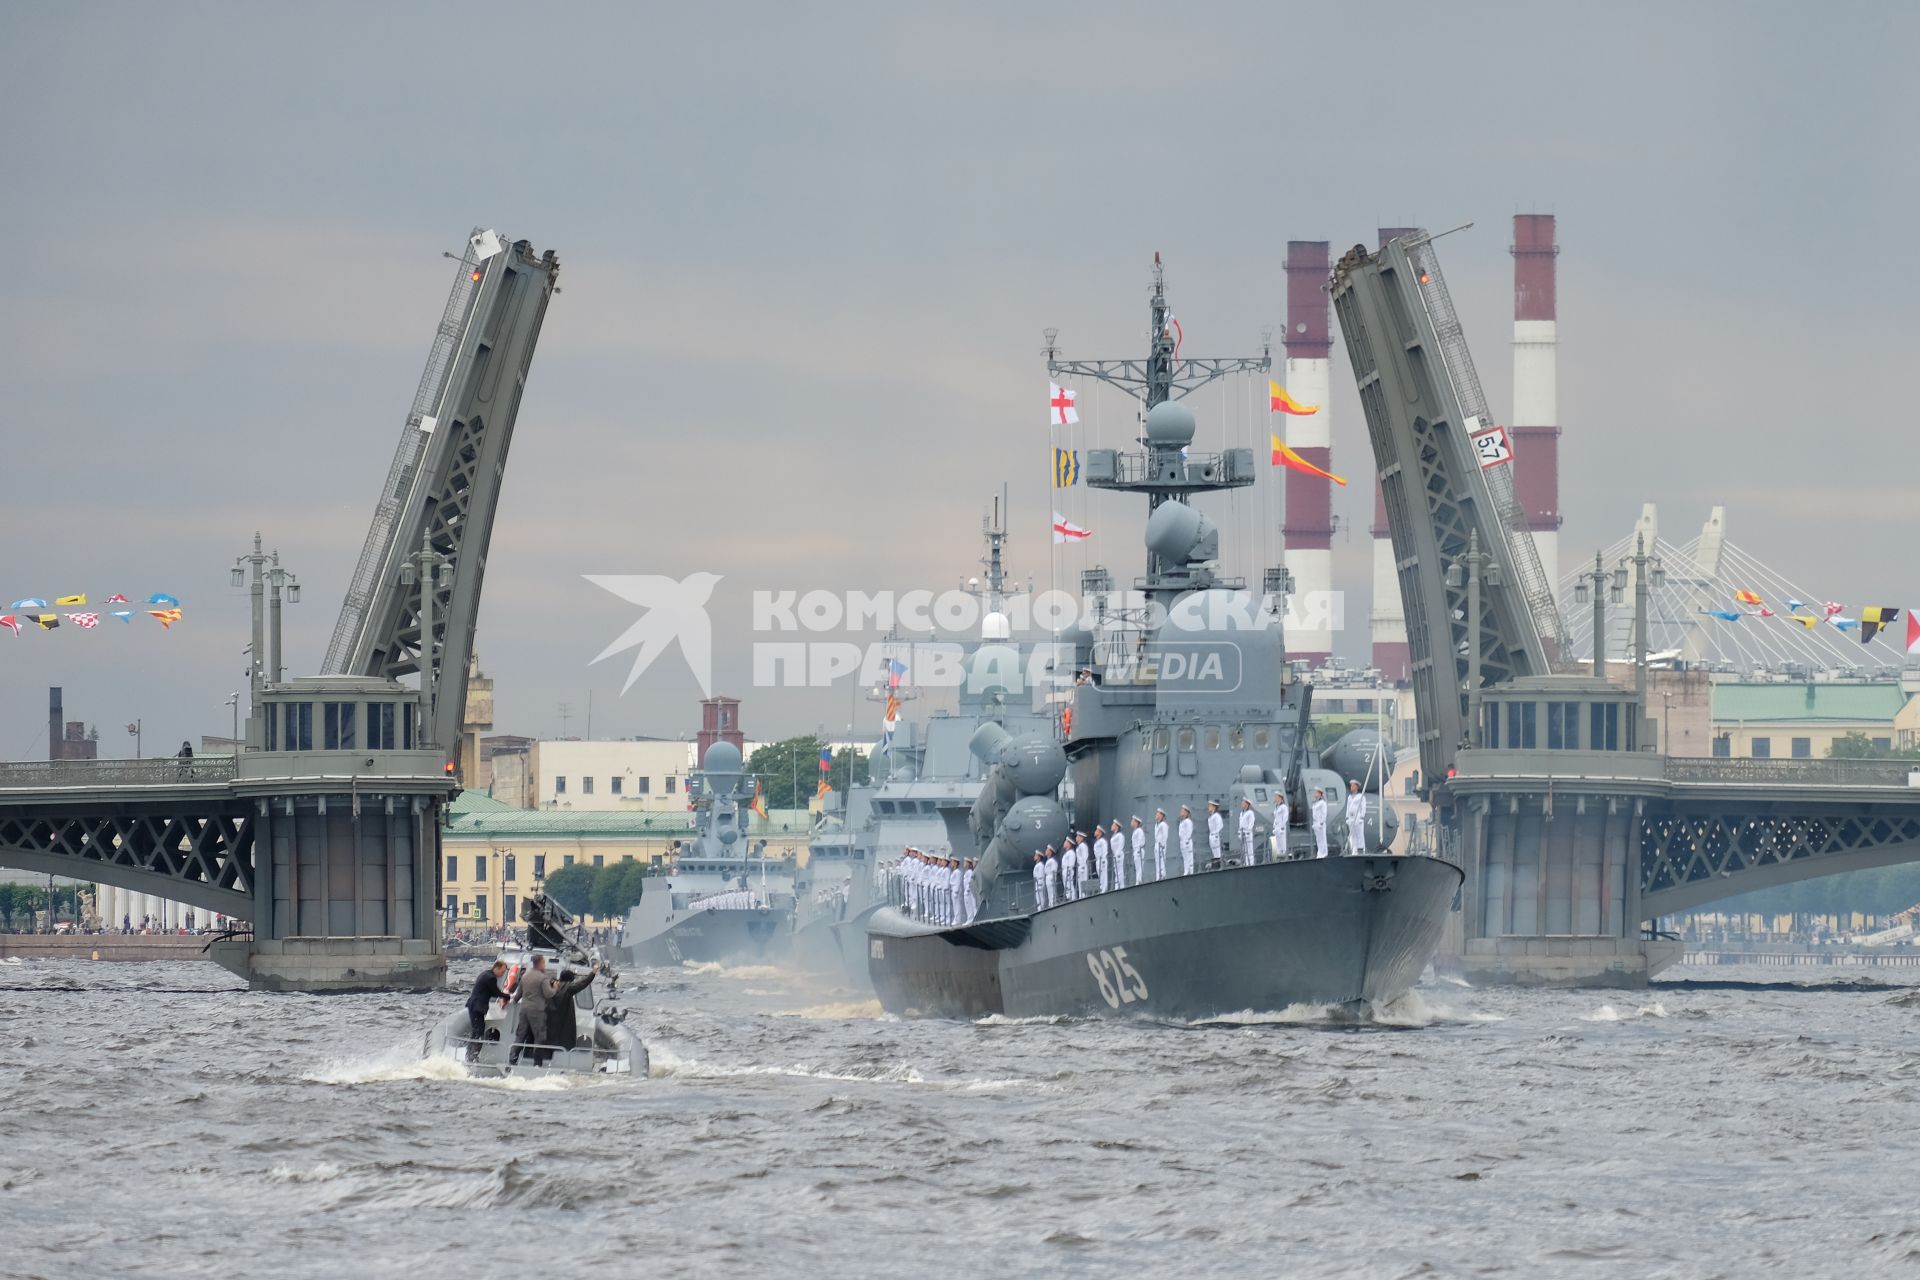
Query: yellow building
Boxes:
[
  {"xmin": 1709, "ymin": 682, "xmax": 1916, "ymax": 760},
  {"xmin": 439, "ymin": 791, "xmax": 814, "ymax": 926}
]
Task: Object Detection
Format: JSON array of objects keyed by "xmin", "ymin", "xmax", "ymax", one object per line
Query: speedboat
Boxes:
[{"xmin": 424, "ymin": 893, "xmax": 647, "ymax": 1077}]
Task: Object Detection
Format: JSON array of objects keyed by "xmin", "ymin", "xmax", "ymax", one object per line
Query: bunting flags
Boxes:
[
  {"xmin": 1048, "ymin": 383, "xmax": 1079, "ymax": 427},
  {"xmin": 1053, "ymin": 448, "xmax": 1080, "ymax": 488},
  {"xmin": 1783, "ymin": 613, "xmax": 1819, "ymax": 630},
  {"xmin": 55, "ymin": 594, "xmax": 86, "ymax": 607},
  {"xmin": 1833, "ymin": 617, "xmax": 1859, "ymax": 632},
  {"xmin": 148, "ymin": 608, "xmax": 183, "ymax": 629},
  {"xmin": 10, "ymin": 599, "xmax": 45, "ymax": 610},
  {"xmin": 1785, "ymin": 598, "xmax": 1804, "ymax": 612},
  {"xmin": 1268, "ymin": 380, "xmax": 1319, "ymax": 416},
  {"xmin": 32, "ymin": 615, "xmax": 58, "ymax": 631},
  {"xmin": 1052, "ymin": 511, "xmax": 1092, "ymax": 543},
  {"xmin": 1822, "ymin": 602, "xmax": 1844, "ymax": 617},
  {"xmin": 1701, "ymin": 609, "xmax": 1742, "ymax": 622},
  {"xmin": 147, "ymin": 593, "xmax": 181, "ymax": 607},
  {"xmin": 0, "ymin": 616, "xmax": 17, "ymax": 636},
  {"xmin": 1859, "ymin": 606, "xmax": 1901, "ymax": 644},
  {"xmin": 66, "ymin": 613, "xmax": 99, "ymax": 629},
  {"xmin": 0, "ymin": 589, "xmax": 184, "ymax": 637},
  {"xmin": 749, "ymin": 779, "xmax": 768, "ymax": 819},
  {"xmin": 110, "ymin": 611, "xmax": 134, "ymax": 623},
  {"xmin": 1909, "ymin": 612, "xmax": 1920, "ymax": 657},
  {"xmin": 104, "ymin": 594, "xmax": 128, "ymax": 604},
  {"xmin": 1271, "ymin": 435, "xmax": 1348, "ymax": 486},
  {"xmin": 1734, "ymin": 590, "xmax": 1763, "ymax": 606}
]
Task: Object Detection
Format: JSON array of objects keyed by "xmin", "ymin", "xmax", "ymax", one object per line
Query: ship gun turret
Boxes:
[{"xmin": 965, "ymin": 723, "xmax": 1070, "ymax": 917}]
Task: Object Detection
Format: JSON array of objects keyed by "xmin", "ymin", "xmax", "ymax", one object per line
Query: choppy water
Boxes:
[{"xmin": 3, "ymin": 957, "xmax": 1917, "ymax": 1278}]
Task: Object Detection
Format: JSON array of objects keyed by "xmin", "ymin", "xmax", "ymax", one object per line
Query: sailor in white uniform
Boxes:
[
  {"xmin": 1272, "ymin": 793, "xmax": 1291, "ymax": 860},
  {"xmin": 1061, "ymin": 838, "xmax": 1078, "ymax": 903},
  {"xmin": 1311, "ymin": 789, "xmax": 1330, "ymax": 859},
  {"xmin": 1044, "ymin": 846, "xmax": 1063, "ymax": 908},
  {"xmin": 962, "ymin": 859, "xmax": 978, "ymax": 923},
  {"xmin": 1206, "ymin": 800, "xmax": 1225, "ymax": 867},
  {"xmin": 1238, "ymin": 797, "xmax": 1258, "ymax": 865},
  {"xmin": 1075, "ymin": 832, "xmax": 1092, "ymax": 899},
  {"xmin": 1092, "ymin": 827, "xmax": 1111, "ymax": 894},
  {"xmin": 1109, "ymin": 822, "xmax": 1128, "ymax": 890},
  {"xmin": 1130, "ymin": 817, "xmax": 1147, "ymax": 887},
  {"xmin": 1345, "ymin": 780, "xmax": 1368, "ymax": 856},
  {"xmin": 1154, "ymin": 809, "xmax": 1169, "ymax": 881},
  {"xmin": 1178, "ymin": 806, "xmax": 1196, "ymax": 876},
  {"xmin": 1032, "ymin": 850, "xmax": 1049, "ymax": 912}
]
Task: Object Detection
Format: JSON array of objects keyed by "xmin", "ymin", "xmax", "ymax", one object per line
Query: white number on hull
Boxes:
[{"xmin": 1087, "ymin": 946, "xmax": 1149, "ymax": 1008}]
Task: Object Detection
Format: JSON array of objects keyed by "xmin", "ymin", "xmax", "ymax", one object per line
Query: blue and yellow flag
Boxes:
[{"xmin": 1053, "ymin": 447, "xmax": 1079, "ymax": 488}]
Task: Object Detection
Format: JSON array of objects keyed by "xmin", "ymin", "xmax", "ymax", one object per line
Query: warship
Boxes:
[
  {"xmin": 614, "ymin": 741, "xmax": 797, "ymax": 968},
  {"xmin": 789, "ymin": 509, "xmax": 1057, "ymax": 989},
  {"xmin": 865, "ymin": 264, "xmax": 1463, "ymax": 1020},
  {"xmin": 424, "ymin": 893, "xmax": 646, "ymax": 1077}
]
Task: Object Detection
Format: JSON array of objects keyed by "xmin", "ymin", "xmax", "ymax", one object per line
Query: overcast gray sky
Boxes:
[{"xmin": 2, "ymin": 0, "xmax": 1914, "ymax": 755}]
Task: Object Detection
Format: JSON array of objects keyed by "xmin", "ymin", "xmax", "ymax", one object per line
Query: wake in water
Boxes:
[
  {"xmin": 1166, "ymin": 990, "xmax": 1504, "ymax": 1030},
  {"xmin": 303, "ymin": 1043, "xmax": 619, "ymax": 1092},
  {"xmin": 646, "ymin": 1040, "xmax": 1042, "ymax": 1093},
  {"xmin": 1577, "ymin": 1001, "xmax": 1671, "ymax": 1022}
]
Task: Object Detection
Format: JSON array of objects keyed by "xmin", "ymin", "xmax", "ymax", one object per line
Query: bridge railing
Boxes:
[
  {"xmin": 0, "ymin": 757, "xmax": 238, "ymax": 790},
  {"xmin": 1665, "ymin": 757, "xmax": 1920, "ymax": 788}
]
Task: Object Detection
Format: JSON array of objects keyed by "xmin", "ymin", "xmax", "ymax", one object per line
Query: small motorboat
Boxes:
[{"xmin": 424, "ymin": 893, "xmax": 647, "ymax": 1078}]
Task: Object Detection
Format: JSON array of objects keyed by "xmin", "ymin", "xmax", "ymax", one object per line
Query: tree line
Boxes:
[
  {"xmin": 540, "ymin": 860, "xmax": 648, "ymax": 921},
  {"xmin": 0, "ymin": 883, "xmax": 84, "ymax": 931}
]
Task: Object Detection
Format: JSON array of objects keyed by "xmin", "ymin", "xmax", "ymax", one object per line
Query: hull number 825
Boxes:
[{"xmin": 1087, "ymin": 946, "xmax": 1149, "ymax": 1008}]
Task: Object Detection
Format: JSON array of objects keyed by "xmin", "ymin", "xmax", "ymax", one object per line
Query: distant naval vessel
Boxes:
[
  {"xmin": 791, "ymin": 506, "xmax": 1054, "ymax": 990},
  {"xmin": 614, "ymin": 741, "xmax": 797, "ymax": 968},
  {"xmin": 865, "ymin": 264, "xmax": 1462, "ymax": 1019}
]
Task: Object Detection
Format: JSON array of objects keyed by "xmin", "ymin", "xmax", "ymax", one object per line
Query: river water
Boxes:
[{"xmin": 2, "ymin": 957, "xmax": 1916, "ymax": 1278}]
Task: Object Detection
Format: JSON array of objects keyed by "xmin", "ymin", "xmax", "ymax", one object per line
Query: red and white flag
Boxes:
[
  {"xmin": 0, "ymin": 615, "xmax": 18, "ymax": 636},
  {"xmin": 67, "ymin": 612, "xmax": 100, "ymax": 629},
  {"xmin": 1822, "ymin": 601, "xmax": 1845, "ymax": 617},
  {"xmin": 1048, "ymin": 382, "xmax": 1079, "ymax": 427},
  {"xmin": 1052, "ymin": 511, "xmax": 1091, "ymax": 544},
  {"xmin": 1908, "ymin": 611, "xmax": 1920, "ymax": 657}
]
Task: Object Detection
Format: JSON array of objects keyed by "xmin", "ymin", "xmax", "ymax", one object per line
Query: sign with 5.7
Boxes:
[{"xmin": 1087, "ymin": 946, "xmax": 1149, "ymax": 1008}]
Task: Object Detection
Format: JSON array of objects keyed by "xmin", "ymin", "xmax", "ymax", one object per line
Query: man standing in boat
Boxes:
[{"xmin": 463, "ymin": 959, "xmax": 512, "ymax": 1060}]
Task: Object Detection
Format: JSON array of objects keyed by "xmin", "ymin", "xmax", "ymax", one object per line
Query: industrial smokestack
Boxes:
[
  {"xmin": 48, "ymin": 687, "xmax": 63, "ymax": 762},
  {"xmin": 1281, "ymin": 240, "xmax": 1334, "ymax": 669},
  {"xmin": 1511, "ymin": 214, "xmax": 1562, "ymax": 594},
  {"xmin": 1369, "ymin": 229, "xmax": 1416, "ymax": 683}
]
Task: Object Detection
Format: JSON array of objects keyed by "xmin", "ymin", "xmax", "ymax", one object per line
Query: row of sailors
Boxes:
[
  {"xmin": 894, "ymin": 848, "xmax": 979, "ymax": 927},
  {"xmin": 686, "ymin": 890, "xmax": 760, "ymax": 912},
  {"xmin": 1029, "ymin": 782, "xmax": 1375, "ymax": 909}
]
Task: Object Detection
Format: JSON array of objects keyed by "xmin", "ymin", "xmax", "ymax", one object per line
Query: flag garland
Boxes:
[
  {"xmin": 0, "ymin": 590, "xmax": 184, "ymax": 636},
  {"xmin": 1693, "ymin": 594, "xmax": 1912, "ymax": 647}
]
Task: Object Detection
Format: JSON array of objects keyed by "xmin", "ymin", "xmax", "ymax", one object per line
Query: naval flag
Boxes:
[
  {"xmin": 1268, "ymin": 380, "xmax": 1319, "ymax": 416},
  {"xmin": 1859, "ymin": 606, "xmax": 1902, "ymax": 645},
  {"xmin": 1908, "ymin": 612, "xmax": 1920, "ymax": 657},
  {"xmin": 1049, "ymin": 383, "xmax": 1079, "ymax": 427},
  {"xmin": 1052, "ymin": 512, "xmax": 1092, "ymax": 544},
  {"xmin": 1270, "ymin": 435, "xmax": 1348, "ymax": 486},
  {"xmin": 1053, "ymin": 448, "xmax": 1079, "ymax": 488}
]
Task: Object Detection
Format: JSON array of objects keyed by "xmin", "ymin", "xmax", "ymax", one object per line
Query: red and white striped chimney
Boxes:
[
  {"xmin": 1281, "ymin": 241, "xmax": 1334, "ymax": 668},
  {"xmin": 1369, "ymin": 228, "xmax": 1419, "ymax": 683},
  {"xmin": 1510, "ymin": 214, "xmax": 1562, "ymax": 595}
]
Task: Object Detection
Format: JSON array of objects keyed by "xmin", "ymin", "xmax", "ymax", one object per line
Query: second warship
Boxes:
[{"xmin": 865, "ymin": 264, "xmax": 1462, "ymax": 1020}]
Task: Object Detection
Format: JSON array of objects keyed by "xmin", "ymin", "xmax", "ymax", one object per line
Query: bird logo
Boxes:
[{"xmin": 585, "ymin": 573, "xmax": 722, "ymax": 697}]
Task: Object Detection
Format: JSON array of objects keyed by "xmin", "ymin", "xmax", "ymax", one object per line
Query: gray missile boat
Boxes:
[
  {"xmin": 615, "ymin": 741, "xmax": 796, "ymax": 969},
  {"xmin": 865, "ymin": 264, "xmax": 1462, "ymax": 1020}
]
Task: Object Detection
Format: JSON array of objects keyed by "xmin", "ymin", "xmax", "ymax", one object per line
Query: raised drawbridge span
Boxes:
[
  {"xmin": 0, "ymin": 229, "xmax": 560, "ymax": 990},
  {"xmin": 1331, "ymin": 231, "xmax": 1920, "ymax": 984}
]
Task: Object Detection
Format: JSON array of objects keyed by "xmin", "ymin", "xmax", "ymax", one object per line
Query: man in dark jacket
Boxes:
[
  {"xmin": 464, "ymin": 960, "xmax": 511, "ymax": 1060},
  {"xmin": 510, "ymin": 956, "xmax": 599, "ymax": 1065}
]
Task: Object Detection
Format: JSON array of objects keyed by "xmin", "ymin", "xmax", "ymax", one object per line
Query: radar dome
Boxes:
[
  {"xmin": 701, "ymin": 741, "xmax": 742, "ymax": 774},
  {"xmin": 1145, "ymin": 400, "xmax": 1196, "ymax": 448},
  {"xmin": 981, "ymin": 611, "xmax": 1012, "ymax": 641}
]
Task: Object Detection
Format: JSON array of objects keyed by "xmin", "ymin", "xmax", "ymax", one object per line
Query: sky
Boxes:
[{"xmin": 1, "ymin": 0, "xmax": 1915, "ymax": 757}]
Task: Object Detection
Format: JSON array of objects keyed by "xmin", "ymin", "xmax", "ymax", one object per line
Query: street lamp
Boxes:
[
  {"xmin": 1572, "ymin": 550, "xmax": 1611, "ymax": 678},
  {"xmin": 1614, "ymin": 534, "xmax": 1666, "ymax": 748},
  {"xmin": 126, "ymin": 719, "xmax": 142, "ymax": 760},
  {"xmin": 266, "ymin": 550, "xmax": 300, "ymax": 685}
]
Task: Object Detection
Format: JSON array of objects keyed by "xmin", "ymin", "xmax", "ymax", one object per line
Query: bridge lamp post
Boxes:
[
  {"xmin": 232, "ymin": 533, "xmax": 271, "ymax": 706},
  {"xmin": 1571, "ymin": 551, "xmax": 1613, "ymax": 678},
  {"xmin": 1611, "ymin": 535, "xmax": 1666, "ymax": 748},
  {"xmin": 126, "ymin": 719, "xmax": 141, "ymax": 760},
  {"xmin": 265, "ymin": 552, "xmax": 300, "ymax": 686}
]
